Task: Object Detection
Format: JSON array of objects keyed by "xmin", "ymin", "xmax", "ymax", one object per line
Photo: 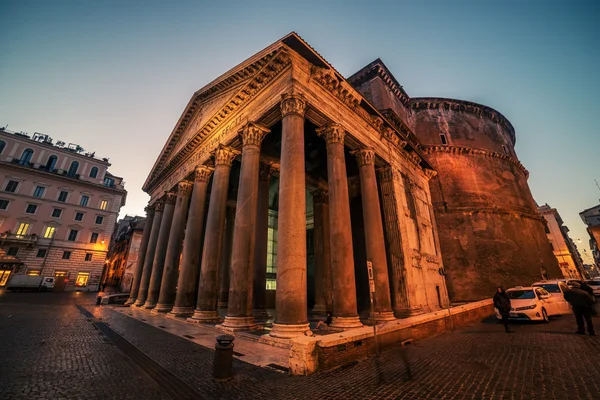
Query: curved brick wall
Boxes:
[{"xmin": 411, "ymin": 98, "xmax": 561, "ymax": 302}]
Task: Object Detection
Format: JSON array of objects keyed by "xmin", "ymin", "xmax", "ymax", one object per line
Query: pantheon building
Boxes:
[{"xmin": 126, "ymin": 33, "xmax": 560, "ymax": 338}]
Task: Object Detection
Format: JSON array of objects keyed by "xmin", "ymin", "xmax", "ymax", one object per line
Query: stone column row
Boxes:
[{"xmin": 125, "ymin": 206, "xmax": 155, "ymax": 305}]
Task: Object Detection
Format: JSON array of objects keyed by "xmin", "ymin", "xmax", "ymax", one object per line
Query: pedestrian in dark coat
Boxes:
[
  {"xmin": 579, "ymin": 281, "xmax": 598, "ymax": 317},
  {"xmin": 564, "ymin": 282, "xmax": 596, "ymax": 336},
  {"xmin": 493, "ymin": 287, "xmax": 512, "ymax": 333}
]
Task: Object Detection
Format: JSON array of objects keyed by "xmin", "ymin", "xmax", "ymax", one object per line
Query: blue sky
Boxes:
[{"xmin": 0, "ymin": 0, "xmax": 598, "ymax": 262}]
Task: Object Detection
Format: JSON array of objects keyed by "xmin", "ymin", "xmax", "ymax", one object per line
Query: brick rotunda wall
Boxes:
[{"xmin": 410, "ymin": 98, "xmax": 561, "ymax": 302}]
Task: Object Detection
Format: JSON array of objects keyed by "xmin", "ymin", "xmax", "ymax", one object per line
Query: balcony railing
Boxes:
[{"xmin": 0, "ymin": 233, "xmax": 38, "ymax": 247}]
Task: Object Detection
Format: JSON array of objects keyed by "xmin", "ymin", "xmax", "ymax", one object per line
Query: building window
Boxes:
[
  {"xmin": 51, "ymin": 208, "xmax": 62, "ymax": 218},
  {"xmin": 440, "ymin": 134, "xmax": 448, "ymax": 145},
  {"xmin": 45, "ymin": 155, "xmax": 58, "ymax": 171},
  {"xmin": 27, "ymin": 270, "xmax": 41, "ymax": 276},
  {"xmin": 89, "ymin": 167, "xmax": 99, "ymax": 178},
  {"xmin": 0, "ymin": 141, "xmax": 5, "ymax": 154},
  {"xmin": 7, "ymin": 247, "xmax": 18, "ymax": 256},
  {"xmin": 19, "ymin": 148, "xmax": 34, "ymax": 165},
  {"xmin": 25, "ymin": 204, "xmax": 38, "ymax": 214},
  {"xmin": 57, "ymin": 191, "xmax": 68, "ymax": 202},
  {"xmin": 4, "ymin": 180, "xmax": 19, "ymax": 193},
  {"xmin": 85, "ymin": 253, "xmax": 92, "ymax": 261},
  {"xmin": 90, "ymin": 232, "xmax": 99, "ymax": 243},
  {"xmin": 502, "ymin": 145, "xmax": 509, "ymax": 155},
  {"xmin": 75, "ymin": 272, "xmax": 89, "ymax": 287},
  {"xmin": 62, "ymin": 251, "xmax": 71, "ymax": 260},
  {"xmin": 36, "ymin": 249, "xmax": 47, "ymax": 258},
  {"xmin": 104, "ymin": 177, "xmax": 115, "ymax": 187},
  {"xmin": 95, "ymin": 216, "xmax": 104, "ymax": 225},
  {"xmin": 67, "ymin": 161, "xmax": 79, "ymax": 178},
  {"xmin": 0, "ymin": 200, "xmax": 9, "ymax": 210},
  {"xmin": 16, "ymin": 223, "xmax": 30, "ymax": 236},
  {"xmin": 80, "ymin": 195, "xmax": 89, "ymax": 207},
  {"xmin": 99, "ymin": 200, "xmax": 108, "ymax": 210},
  {"xmin": 43, "ymin": 226, "xmax": 56, "ymax": 239},
  {"xmin": 33, "ymin": 186, "xmax": 46, "ymax": 198},
  {"xmin": 67, "ymin": 229, "xmax": 79, "ymax": 242},
  {"xmin": 266, "ymin": 279, "xmax": 276, "ymax": 290},
  {"xmin": 74, "ymin": 212, "xmax": 84, "ymax": 222}
]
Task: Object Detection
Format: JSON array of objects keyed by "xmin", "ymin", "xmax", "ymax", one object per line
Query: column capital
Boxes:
[
  {"xmin": 154, "ymin": 200, "xmax": 165, "ymax": 212},
  {"xmin": 211, "ymin": 144, "xmax": 240, "ymax": 166},
  {"xmin": 177, "ymin": 180, "xmax": 193, "ymax": 196},
  {"xmin": 164, "ymin": 191, "xmax": 177, "ymax": 204},
  {"xmin": 376, "ymin": 167, "xmax": 395, "ymax": 182},
  {"xmin": 351, "ymin": 148, "xmax": 376, "ymax": 167},
  {"xmin": 280, "ymin": 92, "xmax": 307, "ymax": 118},
  {"xmin": 259, "ymin": 162, "xmax": 275, "ymax": 181},
  {"xmin": 312, "ymin": 189, "xmax": 329, "ymax": 204},
  {"xmin": 194, "ymin": 165, "xmax": 214, "ymax": 182},
  {"xmin": 316, "ymin": 124, "xmax": 345, "ymax": 145},
  {"xmin": 144, "ymin": 205, "xmax": 156, "ymax": 217},
  {"xmin": 240, "ymin": 122, "xmax": 270, "ymax": 148}
]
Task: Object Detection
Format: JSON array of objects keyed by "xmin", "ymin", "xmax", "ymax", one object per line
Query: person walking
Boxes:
[
  {"xmin": 579, "ymin": 281, "xmax": 598, "ymax": 317},
  {"xmin": 493, "ymin": 287, "xmax": 512, "ymax": 333},
  {"xmin": 564, "ymin": 282, "xmax": 596, "ymax": 336}
]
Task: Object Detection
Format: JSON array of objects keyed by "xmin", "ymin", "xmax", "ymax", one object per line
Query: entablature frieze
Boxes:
[
  {"xmin": 422, "ymin": 145, "xmax": 529, "ymax": 178},
  {"xmin": 433, "ymin": 204, "xmax": 544, "ymax": 222}
]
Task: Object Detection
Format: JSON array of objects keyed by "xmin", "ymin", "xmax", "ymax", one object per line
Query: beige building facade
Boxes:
[
  {"xmin": 539, "ymin": 204, "xmax": 584, "ymax": 279},
  {"xmin": 103, "ymin": 215, "xmax": 145, "ymax": 292},
  {"xmin": 127, "ymin": 33, "xmax": 450, "ymax": 338},
  {"xmin": 0, "ymin": 128, "xmax": 126, "ymax": 291}
]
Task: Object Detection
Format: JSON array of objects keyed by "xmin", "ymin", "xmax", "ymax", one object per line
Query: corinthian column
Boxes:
[
  {"xmin": 189, "ymin": 145, "xmax": 239, "ymax": 323},
  {"xmin": 270, "ymin": 93, "xmax": 312, "ymax": 338},
  {"xmin": 143, "ymin": 191, "xmax": 177, "ymax": 309},
  {"xmin": 169, "ymin": 166, "xmax": 213, "ymax": 317},
  {"xmin": 154, "ymin": 181, "xmax": 193, "ymax": 313},
  {"xmin": 126, "ymin": 205, "xmax": 155, "ymax": 305},
  {"xmin": 218, "ymin": 205, "xmax": 235, "ymax": 307},
  {"xmin": 134, "ymin": 201, "xmax": 164, "ymax": 307},
  {"xmin": 311, "ymin": 189, "xmax": 332, "ymax": 314},
  {"xmin": 316, "ymin": 124, "xmax": 362, "ymax": 329},
  {"xmin": 253, "ymin": 163, "xmax": 273, "ymax": 319},
  {"xmin": 352, "ymin": 149, "xmax": 395, "ymax": 322},
  {"xmin": 222, "ymin": 122, "xmax": 270, "ymax": 331}
]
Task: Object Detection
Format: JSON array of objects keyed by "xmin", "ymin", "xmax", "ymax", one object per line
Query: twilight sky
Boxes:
[{"xmin": 1, "ymin": 0, "xmax": 598, "ymax": 262}]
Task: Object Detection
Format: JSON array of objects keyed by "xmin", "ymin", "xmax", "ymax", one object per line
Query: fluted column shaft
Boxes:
[
  {"xmin": 126, "ymin": 206, "xmax": 155, "ymax": 305},
  {"xmin": 271, "ymin": 93, "xmax": 311, "ymax": 338},
  {"xmin": 353, "ymin": 149, "xmax": 395, "ymax": 322},
  {"xmin": 223, "ymin": 123, "xmax": 270, "ymax": 330},
  {"xmin": 134, "ymin": 203, "xmax": 164, "ymax": 307},
  {"xmin": 252, "ymin": 163, "xmax": 273, "ymax": 319},
  {"xmin": 154, "ymin": 181, "xmax": 193, "ymax": 313},
  {"xmin": 170, "ymin": 167, "xmax": 213, "ymax": 317},
  {"xmin": 143, "ymin": 192, "xmax": 177, "ymax": 309},
  {"xmin": 317, "ymin": 124, "xmax": 362, "ymax": 329},
  {"xmin": 218, "ymin": 205, "xmax": 236, "ymax": 307},
  {"xmin": 189, "ymin": 145, "xmax": 239, "ymax": 322},
  {"xmin": 312, "ymin": 190, "xmax": 332, "ymax": 313}
]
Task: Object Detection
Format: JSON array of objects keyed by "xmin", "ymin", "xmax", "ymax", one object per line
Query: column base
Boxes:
[
  {"xmin": 124, "ymin": 297, "xmax": 136, "ymax": 306},
  {"xmin": 133, "ymin": 298, "xmax": 147, "ymax": 307},
  {"xmin": 167, "ymin": 306, "xmax": 195, "ymax": 318},
  {"xmin": 372, "ymin": 311, "xmax": 396, "ymax": 323},
  {"xmin": 330, "ymin": 316, "xmax": 363, "ymax": 330},
  {"xmin": 252, "ymin": 309, "xmax": 271, "ymax": 320},
  {"xmin": 269, "ymin": 322, "xmax": 312, "ymax": 338},
  {"xmin": 218, "ymin": 301, "xmax": 228, "ymax": 308},
  {"xmin": 143, "ymin": 301, "xmax": 157, "ymax": 310},
  {"xmin": 394, "ymin": 307, "xmax": 424, "ymax": 318},
  {"xmin": 151, "ymin": 303, "xmax": 173, "ymax": 314},
  {"xmin": 311, "ymin": 303, "xmax": 328, "ymax": 314},
  {"xmin": 220, "ymin": 316, "xmax": 256, "ymax": 331},
  {"xmin": 187, "ymin": 310, "xmax": 221, "ymax": 323}
]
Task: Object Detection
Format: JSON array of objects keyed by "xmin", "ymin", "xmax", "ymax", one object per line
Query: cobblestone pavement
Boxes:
[{"xmin": 1, "ymin": 291, "xmax": 599, "ymax": 400}]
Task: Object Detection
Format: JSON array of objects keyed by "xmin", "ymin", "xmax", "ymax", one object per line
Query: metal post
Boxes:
[
  {"xmin": 367, "ymin": 261, "xmax": 379, "ymax": 356},
  {"xmin": 213, "ymin": 334, "xmax": 235, "ymax": 381}
]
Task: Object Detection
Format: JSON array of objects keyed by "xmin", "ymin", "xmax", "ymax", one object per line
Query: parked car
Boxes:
[
  {"xmin": 531, "ymin": 280, "xmax": 572, "ymax": 315},
  {"xmin": 6, "ymin": 275, "xmax": 55, "ymax": 291},
  {"xmin": 495, "ymin": 286, "xmax": 559, "ymax": 322},
  {"xmin": 584, "ymin": 280, "xmax": 600, "ymax": 297}
]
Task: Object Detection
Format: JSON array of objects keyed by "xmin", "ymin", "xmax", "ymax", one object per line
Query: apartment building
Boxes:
[{"xmin": 0, "ymin": 127, "xmax": 126, "ymax": 291}]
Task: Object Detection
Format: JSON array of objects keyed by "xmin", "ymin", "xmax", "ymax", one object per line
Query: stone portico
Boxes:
[{"xmin": 126, "ymin": 32, "xmax": 450, "ymax": 339}]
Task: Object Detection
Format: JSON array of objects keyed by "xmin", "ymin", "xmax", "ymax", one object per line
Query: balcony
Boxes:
[{"xmin": 0, "ymin": 233, "xmax": 38, "ymax": 247}]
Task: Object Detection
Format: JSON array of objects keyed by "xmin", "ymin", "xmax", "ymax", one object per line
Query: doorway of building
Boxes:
[
  {"xmin": 54, "ymin": 271, "xmax": 67, "ymax": 291},
  {"xmin": 0, "ymin": 269, "xmax": 11, "ymax": 287}
]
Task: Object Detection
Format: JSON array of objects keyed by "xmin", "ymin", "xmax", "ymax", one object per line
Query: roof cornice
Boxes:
[{"xmin": 347, "ymin": 58, "xmax": 411, "ymax": 107}]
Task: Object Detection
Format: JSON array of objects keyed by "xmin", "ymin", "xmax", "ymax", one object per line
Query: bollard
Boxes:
[
  {"xmin": 213, "ymin": 334, "xmax": 235, "ymax": 381},
  {"xmin": 96, "ymin": 295, "xmax": 102, "ymax": 305}
]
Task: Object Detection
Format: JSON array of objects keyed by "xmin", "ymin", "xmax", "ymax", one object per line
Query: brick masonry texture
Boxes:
[{"xmin": 2, "ymin": 292, "xmax": 599, "ymax": 399}]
